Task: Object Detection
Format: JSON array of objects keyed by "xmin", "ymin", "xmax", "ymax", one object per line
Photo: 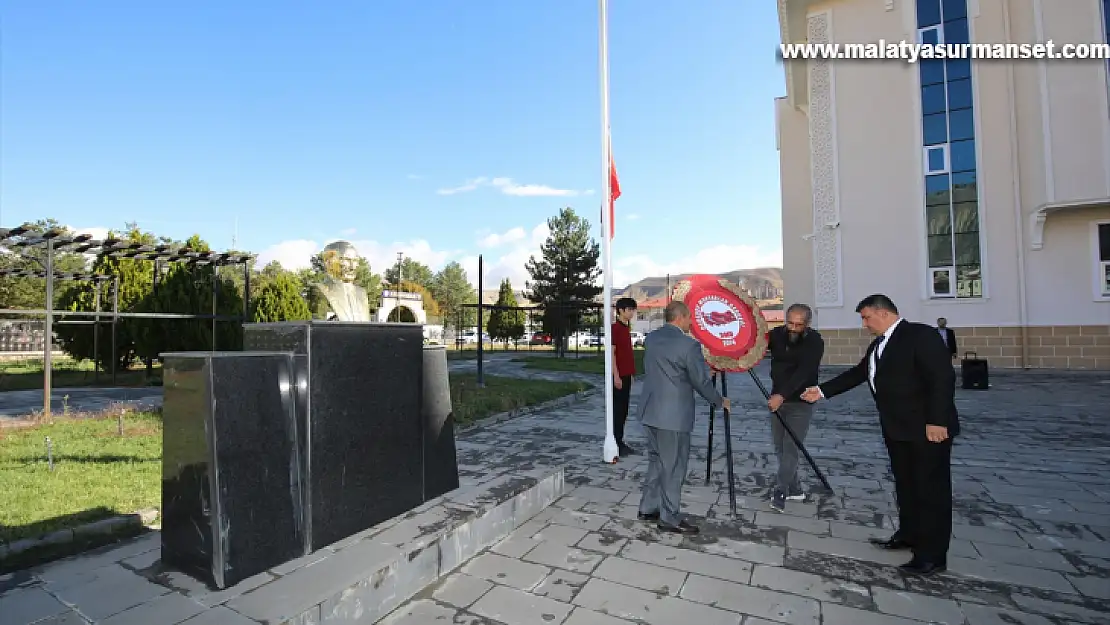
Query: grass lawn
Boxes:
[
  {"xmin": 0, "ymin": 411, "xmax": 163, "ymax": 544},
  {"xmin": 520, "ymin": 350, "xmax": 645, "ymax": 375},
  {"xmin": 450, "ymin": 373, "xmax": 589, "ymax": 425},
  {"xmin": 0, "ymin": 374, "xmax": 587, "ymax": 551},
  {"xmin": 0, "ymin": 358, "xmax": 162, "ymax": 391}
]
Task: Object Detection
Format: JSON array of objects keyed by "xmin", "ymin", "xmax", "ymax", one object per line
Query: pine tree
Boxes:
[
  {"xmin": 251, "ymin": 271, "xmax": 312, "ymax": 322},
  {"xmin": 487, "ymin": 278, "xmax": 526, "ymax": 348},
  {"xmin": 525, "ymin": 207, "xmax": 601, "ymax": 351}
]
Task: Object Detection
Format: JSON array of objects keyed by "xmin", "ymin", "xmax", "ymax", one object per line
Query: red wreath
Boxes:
[{"xmin": 672, "ymin": 275, "xmax": 770, "ymax": 372}]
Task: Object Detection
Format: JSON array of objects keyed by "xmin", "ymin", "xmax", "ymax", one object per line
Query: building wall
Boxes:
[
  {"xmin": 778, "ymin": 0, "xmax": 1110, "ymax": 369},
  {"xmin": 776, "ymin": 97, "xmax": 816, "ymax": 320}
]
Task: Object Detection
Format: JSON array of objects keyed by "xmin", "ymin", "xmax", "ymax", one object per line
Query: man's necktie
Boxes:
[{"xmin": 873, "ymin": 335, "xmax": 886, "ymax": 363}]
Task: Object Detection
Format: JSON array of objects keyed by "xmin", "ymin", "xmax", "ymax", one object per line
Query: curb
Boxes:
[
  {"xmin": 0, "ymin": 507, "xmax": 159, "ymax": 562},
  {"xmin": 459, "ymin": 384, "xmax": 600, "ymax": 432}
]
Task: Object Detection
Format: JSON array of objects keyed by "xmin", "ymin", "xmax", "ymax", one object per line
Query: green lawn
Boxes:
[
  {"xmin": 0, "ymin": 411, "xmax": 163, "ymax": 544},
  {"xmin": 0, "ymin": 374, "xmax": 587, "ymax": 550},
  {"xmin": 0, "ymin": 359, "xmax": 162, "ymax": 391},
  {"xmin": 519, "ymin": 350, "xmax": 645, "ymax": 375},
  {"xmin": 451, "ymin": 373, "xmax": 589, "ymax": 425}
]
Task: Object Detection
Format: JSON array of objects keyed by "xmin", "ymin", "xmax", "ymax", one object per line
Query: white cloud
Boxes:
[
  {"xmin": 406, "ymin": 174, "xmax": 425, "ymax": 180},
  {"xmin": 625, "ymin": 213, "xmax": 641, "ymax": 221},
  {"xmin": 71, "ymin": 226, "xmax": 111, "ymax": 240},
  {"xmin": 436, "ymin": 176, "xmax": 585, "ymax": 197},
  {"xmin": 478, "ymin": 227, "xmax": 526, "ymax": 248},
  {"xmin": 339, "ymin": 227, "xmax": 357, "ymax": 236},
  {"xmin": 437, "ymin": 177, "xmax": 488, "ymax": 195},
  {"xmin": 255, "ymin": 224, "xmax": 782, "ymax": 298},
  {"xmin": 610, "ymin": 244, "xmax": 784, "ymax": 290},
  {"xmin": 255, "ymin": 236, "xmax": 459, "ymax": 278}
]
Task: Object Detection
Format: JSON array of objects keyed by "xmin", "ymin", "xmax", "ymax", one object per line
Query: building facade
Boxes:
[{"xmin": 777, "ymin": 0, "xmax": 1110, "ymax": 369}]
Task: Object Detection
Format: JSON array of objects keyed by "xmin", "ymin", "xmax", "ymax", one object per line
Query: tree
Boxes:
[
  {"xmin": 487, "ymin": 278, "xmax": 526, "ymax": 348},
  {"xmin": 0, "ymin": 219, "xmax": 87, "ymax": 310},
  {"xmin": 383, "ymin": 257, "xmax": 434, "ymax": 289},
  {"xmin": 54, "ymin": 224, "xmax": 158, "ymax": 371},
  {"xmin": 525, "ymin": 207, "xmax": 602, "ymax": 351},
  {"xmin": 251, "ymin": 270, "xmax": 312, "ymax": 322},
  {"xmin": 131, "ymin": 235, "xmax": 245, "ymax": 361},
  {"xmin": 430, "ymin": 261, "xmax": 474, "ymax": 333}
]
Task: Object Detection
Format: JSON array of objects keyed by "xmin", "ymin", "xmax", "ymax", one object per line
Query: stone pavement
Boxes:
[
  {"xmin": 385, "ymin": 366, "xmax": 1110, "ymax": 625},
  {"xmin": 3, "ymin": 363, "xmax": 1109, "ymax": 624}
]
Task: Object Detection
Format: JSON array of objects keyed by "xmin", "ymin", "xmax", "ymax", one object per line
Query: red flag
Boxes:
[{"xmin": 608, "ymin": 155, "xmax": 620, "ymax": 239}]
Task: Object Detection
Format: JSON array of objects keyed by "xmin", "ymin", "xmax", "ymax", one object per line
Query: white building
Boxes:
[{"xmin": 776, "ymin": 0, "xmax": 1110, "ymax": 369}]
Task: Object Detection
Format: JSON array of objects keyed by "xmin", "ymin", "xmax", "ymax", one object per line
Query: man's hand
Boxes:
[
  {"xmin": 613, "ymin": 376, "xmax": 623, "ymax": 390},
  {"xmin": 721, "ymin": 398, "xmax": 731, "ymax": 412},
  {"xmin": 767, "ymin": 394, "xmax": 785, "ymax": 412},
  {"xmin": 926, "ymin": 425, "xmax": 949, "ymax": 442},
  {"xmin": 801, "ymin": 386, "xmax": 822, "ymax": 403}
]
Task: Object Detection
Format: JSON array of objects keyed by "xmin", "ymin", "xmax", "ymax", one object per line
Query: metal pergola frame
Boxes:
[{"xmin": 0, "ymin": 224, "xmax": 254, "ymax": 417}]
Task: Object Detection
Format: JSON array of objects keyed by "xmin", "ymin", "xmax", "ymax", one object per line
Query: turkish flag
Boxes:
[{"xmin": 608, "ymin": 155, "xmax": 620, "ymax": 239}]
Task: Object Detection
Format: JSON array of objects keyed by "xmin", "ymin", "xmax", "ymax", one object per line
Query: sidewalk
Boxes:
[
  {"xmin": 386, "ymin": 367, "xmax": 1110, "ymax": 625},
  {"xmin": 2, "ymin": 365, "xmax": 1109, "ymax": 624}
]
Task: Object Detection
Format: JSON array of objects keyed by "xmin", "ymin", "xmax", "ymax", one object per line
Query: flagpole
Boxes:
[{"xmin": 599, "ymin": 0, "xmax": 618, "ymax": 464}]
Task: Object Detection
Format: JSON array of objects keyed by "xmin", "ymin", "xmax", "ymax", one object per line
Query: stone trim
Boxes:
[
  {"xmin": 0, "ymin": 508, "xmax": 159, "ymax": 562},
  {"xmin": 819, "ymin": 325, "xmax": 1110, "ymax": 370}
]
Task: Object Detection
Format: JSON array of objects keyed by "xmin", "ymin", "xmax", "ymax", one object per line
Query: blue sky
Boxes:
[{"xmin": 1, "ymin": 1, "xmax": 786, "ymax": 288}]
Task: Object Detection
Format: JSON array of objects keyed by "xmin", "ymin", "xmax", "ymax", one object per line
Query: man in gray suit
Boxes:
[{"xmin": 636, "ymin": 301, "xmax": 730, "ymax": 534}]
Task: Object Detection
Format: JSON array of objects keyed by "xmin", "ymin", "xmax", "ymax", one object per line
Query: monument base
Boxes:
[{"xmin": 243, "ymin": 321, "xmax": 425, "ymax": 552}]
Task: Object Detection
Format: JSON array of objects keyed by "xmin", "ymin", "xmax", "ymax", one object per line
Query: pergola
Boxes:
[{"xmin": 0, "ymin": 224, "xmax": 254, "ymax": 417}]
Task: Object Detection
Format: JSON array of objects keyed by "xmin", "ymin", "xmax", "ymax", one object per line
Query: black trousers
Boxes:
[
  {"xmin": 614, "ymin": 375, "xmax": 632, "ymax": 446},
  {"xmin": 886, "ymin": 438, "xmax": 953, "ymax": 562}
]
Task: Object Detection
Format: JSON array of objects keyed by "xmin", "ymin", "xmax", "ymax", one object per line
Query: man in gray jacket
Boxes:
[{"xmin": 636, "ymin": 301, "xmax": 729, "ymax": 534}]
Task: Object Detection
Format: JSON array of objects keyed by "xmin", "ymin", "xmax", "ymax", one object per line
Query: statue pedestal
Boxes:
[
  {"xmin": 160, "ymin": 352, "xmax": 303, "ymax": 589},
  {"xmin": 243, "ymin": 322, "xmax": 426, "ymax": 551}
]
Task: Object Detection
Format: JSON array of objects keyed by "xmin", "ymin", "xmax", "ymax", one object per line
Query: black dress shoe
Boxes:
[
  {"xmin": 619, "ymin": 445, "xmax": 639, "ymax": 457},
  {"xmin": 657, "ymin": 520, "xmax": 700, "ymax": 535},
  {"xmin": 899, "ymin": 559, "xmax": 946, "ymax": 577},
  {"xmin": 869, "ymin": 536, "xmax": 913, "ymax": 550},
  {"xmin": 637, "ymin": 511, "xmax": 659, "ymax": 521}
]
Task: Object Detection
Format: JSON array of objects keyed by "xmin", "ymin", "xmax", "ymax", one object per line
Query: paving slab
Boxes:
[{"xmin": 384, "ymin": 364, "xmax": 1110, "ymax": 625}]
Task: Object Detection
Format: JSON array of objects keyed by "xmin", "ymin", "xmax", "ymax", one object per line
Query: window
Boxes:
[
  {"xmin": 924, "ymin": 145, "xmax": 948, "ymax": 174},
  {"xmin": 918, "ymin": 0, "xmax": 982, "ymax": 299},
  {"xmin": 1096, "ymin": 222, "xmax": 1110, "ymax": 298}
]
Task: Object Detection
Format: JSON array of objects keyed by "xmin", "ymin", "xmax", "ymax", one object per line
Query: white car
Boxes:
[
  {"xmin": 630, "ymin": 332, "xmax": 645, "ymax": 347},
  {"xmin": 456, "ymin": 331, "xmax": 490, "ymax": 344}
]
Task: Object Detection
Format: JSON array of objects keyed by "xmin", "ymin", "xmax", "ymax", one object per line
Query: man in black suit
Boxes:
[
  {"xmin": 936, "ymin": 317, "xmax": 958, "ymax": 361},
  {"xmin": 801, "ymin": 294, "xmax": 958, "ymax": 577}
]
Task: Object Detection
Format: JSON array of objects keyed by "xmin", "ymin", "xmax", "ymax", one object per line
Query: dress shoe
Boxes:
[
  {"xmin": 637, "ymin": 511, "xmax": 659, "ymax": 522},
  {"xmin": 899, "ymin": 558, "xmax": 946, "ymax": 577},
  {"xmin": 869, "ymin": 536, "xmax": 913, "ymax": 550},
  {"xmin": 657, "ymin": 520, "xmax": 700, "ymax": 535},
  {"xmin": 619, "ymin": 444, "xmax": 639, "ymax": 457}
]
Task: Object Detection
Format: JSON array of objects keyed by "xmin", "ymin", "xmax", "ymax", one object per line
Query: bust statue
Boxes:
[{"xmin": 314, "ymin": 240, "xmax": 371, "ymax": 322}]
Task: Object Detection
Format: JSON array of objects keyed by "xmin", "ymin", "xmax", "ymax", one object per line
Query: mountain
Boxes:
[
  {"xmin": 614, "ymin": 268, "xmax": 783, "ymax": 302},
  {"xmin": 476, "ymin": 267, "xmax": 783, "ymax": 308}
]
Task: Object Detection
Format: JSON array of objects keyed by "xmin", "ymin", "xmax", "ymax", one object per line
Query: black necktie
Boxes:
[{"xmin": 873, "ymin": 335, "xmax": 886, "ymax": 364}]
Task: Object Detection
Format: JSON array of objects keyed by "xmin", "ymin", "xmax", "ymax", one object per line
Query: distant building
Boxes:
[{"xmin": 776, "ymin": 0, "xmax": 1110, "ymax": 369}]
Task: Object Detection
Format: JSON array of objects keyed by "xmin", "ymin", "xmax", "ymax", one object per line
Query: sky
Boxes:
[{"xmin": 0, "ymin": 1, "xmax": 787, "ymax": 290}]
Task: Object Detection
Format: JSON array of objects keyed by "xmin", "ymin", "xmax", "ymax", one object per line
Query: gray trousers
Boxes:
[
  {"xmin": 638, "ymin": 425, "xmax": 692, "ymax": 526},
  {"xmin": 771, "ymin": 402, "xmax": 814, "ymax": 493}
]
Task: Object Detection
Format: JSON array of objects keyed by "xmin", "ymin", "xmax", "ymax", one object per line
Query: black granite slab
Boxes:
[
  {"xmin": 161, "ymin": 351, "xmax": 303, "ymax": 589},
  {"xmin": 422, "ymin": 346, "xmax": 459, "ymax": 500},
  {"xmin": 244, "ymin": 322, "xmax": 424, "ymax": 551}
]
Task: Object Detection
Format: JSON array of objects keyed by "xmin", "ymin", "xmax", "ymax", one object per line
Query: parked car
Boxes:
[
  {"xmin": 530, "ymin": 332, "xmax": 552, "ymax": 345},
  {"xmin": 630, "ymin": 331, "xmax": 645, "ymax": 347},
  {"xmin": 456, "ymin": 331, "xmax": 490, "ymax": 344}
]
